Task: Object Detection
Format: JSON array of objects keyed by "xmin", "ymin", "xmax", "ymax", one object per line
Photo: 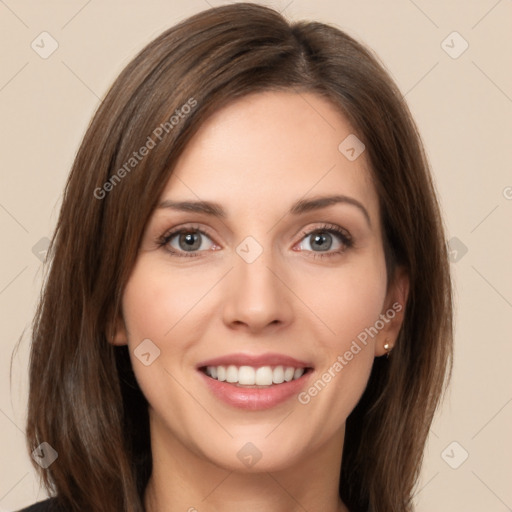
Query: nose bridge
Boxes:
[{"xmin": 223, "ymin": 235, "xmax": 292, "ymax": 331}]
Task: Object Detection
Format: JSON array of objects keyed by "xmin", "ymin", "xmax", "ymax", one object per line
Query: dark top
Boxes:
[{"xmin": 18, "ymin": 498, "xmax": 61, "ymax": 512}]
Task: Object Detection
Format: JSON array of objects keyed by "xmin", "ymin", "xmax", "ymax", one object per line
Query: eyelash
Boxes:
[{"xmin": 157, "ymin": 223, "xmax": 354, "ymax": 260}]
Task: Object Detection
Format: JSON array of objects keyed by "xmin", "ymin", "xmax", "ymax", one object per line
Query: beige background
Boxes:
[{"xmin": 1, "ymin": 0, "xmax": 511, "ymax": 510}]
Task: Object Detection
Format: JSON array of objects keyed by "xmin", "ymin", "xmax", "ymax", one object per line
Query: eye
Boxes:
[
  {"xmin": 296, "ymin": 224, "xmax": 353, "ymax": 259},
  {"xmin": 157, "ymin": 223, "xmax": 353, "ymax": 259},
  {"xmin": 158, "ymin": 225, "xmax": 217, "ymax": 257}
]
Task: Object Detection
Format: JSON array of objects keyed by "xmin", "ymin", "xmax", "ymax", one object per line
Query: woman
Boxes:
[{"xmin": 21, "ymin": 3, "xmax": 453, "ymax": 511}]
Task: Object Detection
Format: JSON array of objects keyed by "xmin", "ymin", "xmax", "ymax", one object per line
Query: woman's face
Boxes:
[{"xmin": 114, "ymin": 91, "xmax": 407, "ymax": 472}]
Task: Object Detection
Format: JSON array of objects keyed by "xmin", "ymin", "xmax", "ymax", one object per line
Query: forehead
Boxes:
[{"xmin": 161, "ymin": 90, "xmax": 378, "ymax": 221}]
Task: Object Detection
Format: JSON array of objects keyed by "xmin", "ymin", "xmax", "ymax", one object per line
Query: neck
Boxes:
[{"xmin": 143, "ymin": 412, "xmax": 350, "ymax": 512}]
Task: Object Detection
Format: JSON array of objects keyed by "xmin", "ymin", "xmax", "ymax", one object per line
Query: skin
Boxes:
[{"xmin": 111, "ymin": 91, "xmax": 409, "ymax": 512}]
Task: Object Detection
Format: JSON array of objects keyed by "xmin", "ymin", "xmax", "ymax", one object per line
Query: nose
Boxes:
[{"xmin": 222, "ymin": 247, "xmax": 294, "ymax": 334}]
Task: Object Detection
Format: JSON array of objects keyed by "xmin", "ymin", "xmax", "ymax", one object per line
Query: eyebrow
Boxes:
[{"xmin": 157, "ymin": 194, "xmax": 371, "ymax": 227}]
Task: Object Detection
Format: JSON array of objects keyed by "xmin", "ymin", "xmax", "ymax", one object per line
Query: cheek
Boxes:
[
  {"xmin": 120, "ymin": 259, "xmax": 210, "ymax": 423},
  {"xmin": 119, "ymin": 259, "xmax": 203, "ymax": 397},
  {"xmin": 293, "ymin": 254, "xmax": 387, "ymax": 416},
  {"xmin": 121, "ymin": 257, "xmax": 208, "ymax": 345},
  {"xmin": 119, "ymin": 253, "xmax": 236, "ymax": 398},
  {"xmin": 294, "ymin": 253, "xmax": 388, "ymax": 352}
]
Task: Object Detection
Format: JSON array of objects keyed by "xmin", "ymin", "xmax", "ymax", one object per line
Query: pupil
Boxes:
[
  {"xmin": 180, "ymin": 232, "xmax": 200, "ymax": 251},
  {"xmin": 313, "ymin": 232, "xmax": 331, "ymax": 251}
]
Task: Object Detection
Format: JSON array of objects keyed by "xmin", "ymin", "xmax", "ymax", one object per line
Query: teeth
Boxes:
[
  {"xmin": 284, "ymin": 367, "xmax": 294, "ymax": 382},
  {"xmin": 205, "ymin": 365, "xmax": 306, "ymax": 386},
  {"xmin": 239, "ymin": 366, "xmax": 255, "ymax": 385},
  {"xmin": 226, "ymin": 365, "xmax": 238, "ymax": 383},
  {"xmin": 256, "ymin": 366, "xmax": 273, "ymax": 385},
  {"xmin": 273, "ymin": 366, "xmax": 285, "ymax": 384}
]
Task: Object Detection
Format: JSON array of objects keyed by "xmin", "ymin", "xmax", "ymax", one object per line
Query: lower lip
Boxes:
[{"xmin": 198, "ymin": 370, "xmax": 312, "ymax": 410}]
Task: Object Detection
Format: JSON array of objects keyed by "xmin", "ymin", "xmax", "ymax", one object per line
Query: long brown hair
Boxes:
[{"xmin": 24, "ymin": 3, "xmax": 453, "ymax": 511}]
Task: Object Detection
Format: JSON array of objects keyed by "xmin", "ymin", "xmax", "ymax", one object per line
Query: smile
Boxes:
[{"xmin": 201, "ymin": 365, "xmax": 309, "ymax": 387}]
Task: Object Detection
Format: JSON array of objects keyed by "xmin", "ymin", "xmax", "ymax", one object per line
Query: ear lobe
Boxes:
[
  {"xmin": 107, "ymin": 314, "xmax": 128, "ymax": 346},
  {"xmin": 374, "ymin": 265, "xmax": 410, "ymax": 357}
]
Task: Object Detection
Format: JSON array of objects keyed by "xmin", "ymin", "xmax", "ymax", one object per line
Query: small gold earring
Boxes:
[{"xmin": 383, "ymin": 339, "xmax": 393, "ymax": 358}]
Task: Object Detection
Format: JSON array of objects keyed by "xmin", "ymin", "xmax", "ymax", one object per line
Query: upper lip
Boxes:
[{"xmin": 196, "ymin": 352, "xmax": 313, "ymax": 369}]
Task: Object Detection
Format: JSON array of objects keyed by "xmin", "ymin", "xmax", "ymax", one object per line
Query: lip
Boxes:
[
  {"xmin": 196, "ymin": 352, "xmax": 314, "ymax": 411},
  {"xmin": 196, "ymin": 352, "xmax": 312, "ymax": 369},
  {"xmin": 198, "ymin": 369, "xmax": 313, "ymax": 410}
]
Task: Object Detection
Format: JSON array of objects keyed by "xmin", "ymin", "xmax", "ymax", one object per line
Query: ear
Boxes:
[
  {"xmin": 107, "ymin": 311, "xmax": 129, "ymax": 347},
  {"xmin": 374, "ymin": 265, "xmax": 409, "ymax": 357}
]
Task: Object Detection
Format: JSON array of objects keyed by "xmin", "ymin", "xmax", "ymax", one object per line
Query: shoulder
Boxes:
[{"xmin": 17, "ymin": 498, "xmax": 63, "ymax": 512}]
